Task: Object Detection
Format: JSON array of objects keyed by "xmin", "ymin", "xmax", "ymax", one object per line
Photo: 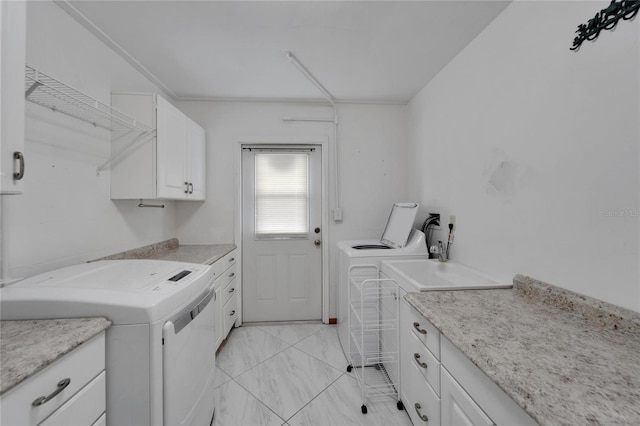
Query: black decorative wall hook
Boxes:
[{"xmin": 571, "ymin": 0, "xmax": 640, "ymax": 51}]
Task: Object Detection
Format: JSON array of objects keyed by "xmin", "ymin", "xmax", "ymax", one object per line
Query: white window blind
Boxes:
[{"xmin": 255, "ymin": 153, "xmax": 309, "ymax": 238}]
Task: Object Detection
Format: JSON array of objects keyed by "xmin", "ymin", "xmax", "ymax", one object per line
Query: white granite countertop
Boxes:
[
  {"xmin": 91, "ymin": 238, "xmax": 236, "ymax": 265},
  {"xmin": 404, "ymin": 275, "xmax": 640, "ymax": 426},
  {"xmin": 0, "ymin": 318, "xmax": 111, "ymax": 395},
  {"xmin": 148, "ymin": 244, "xmax": 236, "ymax": 265}
]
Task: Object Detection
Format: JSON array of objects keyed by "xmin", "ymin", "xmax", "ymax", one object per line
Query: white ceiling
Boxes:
[{"xmin": 63, "ymin": 1, "xmax": 510, "ymax": 104}]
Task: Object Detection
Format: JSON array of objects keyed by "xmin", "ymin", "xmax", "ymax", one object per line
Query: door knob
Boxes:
[{"xmin": 314, "ymin": 239, "xmax": 321, "ymax": 246}]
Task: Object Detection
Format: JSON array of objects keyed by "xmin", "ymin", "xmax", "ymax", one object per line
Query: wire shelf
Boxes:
[
  {"xmin": 347, "ymin": 264, "xmax": 401, "ymax": 414},
  {"xmin": 24, "ymin": 65, "xmax": 155, "ymax": 172},
  {"xmin": 25, "ymin": 65, "xmax": 152, "ymax": 134}
]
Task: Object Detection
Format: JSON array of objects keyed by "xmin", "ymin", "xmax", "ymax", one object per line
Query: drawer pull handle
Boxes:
[
  {"xmin": 413, "ymin": 322, "xmax": 427, "ymax": 335},
  {"xmin": 229, "ymin": 287, "xmax": 235, "ymax": 293},
  {"xmin": 414, "ymin": 403, "xmax": 429, "ymax": 422},
  {"xmin": 229, "ymin": 257, "xmax": 235, "ymax": 262},
  {"xmin": 229, "ymin": 272, "xmax": 235, "ymax": 278},
  {"xmin": 13, "ymin": 151, "xmax": 25, "ymax": 180},
  {"xmin": 414, "ymin": 353, "xmax": 428, "ymax": 369},
  {"xmin": 32, "ymin": 378, "xmax": 71, "ymax": 406},
  {"xmin": 230, "ymin": 310, "xmax": 236, "ymax": 316}
]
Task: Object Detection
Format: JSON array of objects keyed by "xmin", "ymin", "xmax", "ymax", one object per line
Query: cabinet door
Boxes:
[
  {"xmin": 0, "ymin": 0, "xmax": 26, "ymax": 194},
  {"xmin": 156, "ymin": 96, "xmax": 188, "ymax": 199},
  {"xmin": 186, "ymin": 118, "xmax": 205, "ymax": 200},
  {"xmin": 441, "ymin": 368, "xmax": 493, "ymax": 426}
]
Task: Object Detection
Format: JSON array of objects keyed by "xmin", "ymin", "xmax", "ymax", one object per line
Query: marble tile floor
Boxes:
[{"xmin": 213, "ymin": 323, "xmax": 413, "ymax": 426}]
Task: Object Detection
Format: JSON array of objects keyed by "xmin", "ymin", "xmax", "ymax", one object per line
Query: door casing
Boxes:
[{"xmin": 234, "ymin": 136, "xmax": 330, "ymax": 325}]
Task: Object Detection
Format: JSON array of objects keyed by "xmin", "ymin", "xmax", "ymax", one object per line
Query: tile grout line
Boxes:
[
  {"xmin": 284, "ymin": 371, "xmax": 348, "ymax": 424},
  {"xmin": 228, "ymin": 375, "xmax": 288, "ymax": 425},
  {"xmin": 218, "ymin": 325, "xmax": 350, "ymax": 425}
]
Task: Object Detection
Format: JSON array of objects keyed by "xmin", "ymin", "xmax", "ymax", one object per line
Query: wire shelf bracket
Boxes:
[{"xmin": 24, "ymin": 65, "xmax": 155, "ymax": 174}]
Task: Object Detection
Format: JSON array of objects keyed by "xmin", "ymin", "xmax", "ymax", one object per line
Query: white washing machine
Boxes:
[
  {"xmin": 337, "ymin": 203, "xmax": 429, "ymax": 364},
  {"xmin": 0, "ymin": 260, "xmax": 217, "ymax": 426}
]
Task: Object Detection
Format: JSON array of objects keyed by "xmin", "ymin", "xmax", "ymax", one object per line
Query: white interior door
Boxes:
[{"xmin": 242, "ymin": 145, "xmax": 322, "ymax": 322}]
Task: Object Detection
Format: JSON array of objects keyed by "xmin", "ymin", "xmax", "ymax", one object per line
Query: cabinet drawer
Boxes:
[
  {"xmin": 408, "ymin": 331, "xmax": 440, "ymax": 396},
  {"xmin": 0, "ymin": 333, "xmax": 105, "ymax": 426},
  {"xmin": 210, "ymin": 250, "xmax": 237, "ymax": 278},
  {"xmin": 215, "ymin": 263, "xmax": 237, "ymax": 292},
  {"xmin": 40, "ymin": 371, "xmax": 106, "ymax": 426},
  {"xmin": 223, "ymin": 278, "xmax": 238, "ymax": 305},
  {"xmin": 223, "ymin": 293, "xmax": 238, "ymax": 336},
  {"xmin": 405, "ymin": 360, "xmax": 441, "ymax": 426},
  {"xmin": 406, "ymin": 302, "xmax": 440, "ymax": 360}
]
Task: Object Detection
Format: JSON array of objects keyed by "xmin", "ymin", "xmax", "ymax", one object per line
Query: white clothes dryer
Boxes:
[{"xmin": 1, "ymin": 260, "xmax": 217, "ymax": 426}]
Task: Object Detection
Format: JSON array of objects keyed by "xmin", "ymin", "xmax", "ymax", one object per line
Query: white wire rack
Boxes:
[
  {"xmin": 347, "ymin": 264, "xmax": 403, "ymax": 414},
  {"xmin": 24, "ymin": 65, "xmax": 154, "ymax": 172}
]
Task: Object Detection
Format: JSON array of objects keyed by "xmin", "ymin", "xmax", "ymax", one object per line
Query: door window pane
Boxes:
[{"xmin": 255, "ymin": 153, "xmax": 309, "ymax": 238}]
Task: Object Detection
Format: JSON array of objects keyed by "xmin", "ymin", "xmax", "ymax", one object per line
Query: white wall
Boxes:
[
  {"xmin": 1, "ymin": 1, "xmax": 177, "ymax": 282},
  {"xmin": 407, "ymin": 0, "xmax": 640, "ymax": 311},
  {"xmin": 175, "ymin": 101, "xmax": 409, "ymax": 317}
]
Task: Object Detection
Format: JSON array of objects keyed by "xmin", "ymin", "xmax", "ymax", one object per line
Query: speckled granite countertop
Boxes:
[
  {"xmin": 92, "ymin": 238, "xmax": 236, "ymax": 265},
  {"xmin": 404, "ymin": 275, "xmax": 640, "ymax": 426},
  {"xmin": 0, "ymin": 318, "xmax": 111, "ymax": 395}
]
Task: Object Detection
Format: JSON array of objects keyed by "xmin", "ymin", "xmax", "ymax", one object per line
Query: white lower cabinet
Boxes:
[
  {"xmin": 0, "ymin": 333, "xmax": 106, "ymax": 426},
  {"xmin": 399, "ymin": 295, "xmax": 536, "ymax": 426},
  {"xmin": 212, "ymin": 250, "xmax": 238, "ymax": 351},
  {"xmin": 440, "ymin": 336, "xmax": 536, "ymax": 426},
  {"xmin": 441, "ymin": 368, "xmax": 492, "ymax": 426},
  {"xmin": 405, "ymin": 360, "xmax": 441, "ymax": 426},
  {"xmin": 400, "ymin": 296, "xmax": 441, "ymax": 426}
]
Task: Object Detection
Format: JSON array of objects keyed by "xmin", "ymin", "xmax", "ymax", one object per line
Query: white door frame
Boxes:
[{"xmin": 234, "ymin": 136, "xmax": 330, "ymax": 324}]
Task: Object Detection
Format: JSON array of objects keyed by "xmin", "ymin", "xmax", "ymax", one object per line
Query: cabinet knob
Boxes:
[
  {"xmin": 413, "ymin": 322, "xmax": 427, "ymax": 335},
  {"xmin": 229, "ymin": 257, "xmax": 235, "ymax": 262},
  {"xmin": 229, "ymin": 272, "xmax": 235, "ymax": 278},
  {"xmin": 229, "ymin": 287, "xmax": 235, "ymax": 293},
  {"xmin": 230, "ymin": 310, "xmax": 236, "ymax": 316}
]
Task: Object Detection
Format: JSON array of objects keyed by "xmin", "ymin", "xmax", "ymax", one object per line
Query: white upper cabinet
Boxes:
[
  {"xmin": 156, "ymin": 96, "xmax": 188, "ymax": 199},
  {"xmin": 110, "ymin": 93, "xmax": 205, "ymax": 201},
  {"xmin": 0, "ymin": 0, "xmax": 26, "ymax": 195},
  {"xmin": 186, "ymin": 117, "xmax": 206, "ymax": 200}
]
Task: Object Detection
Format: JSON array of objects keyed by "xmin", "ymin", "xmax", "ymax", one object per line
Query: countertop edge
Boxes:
[{"xmin": 0, "ymin": 317, "xmax": 111, "ymax": 395}]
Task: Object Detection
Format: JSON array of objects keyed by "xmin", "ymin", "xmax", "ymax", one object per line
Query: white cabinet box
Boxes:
[
  {"xmin": 441, "ymin": 368, "xmax": 492, "ymax": 426},
  {"xmin": 212, "ymin": 249, "xmax": 238, "ymax": 351},
  {"xmin": 0, "ymin": 0, "xmax": 26, "ymax": 194},
  {"xmin": 110, "ymin": 93, "xmax": 205, "ymax": 200},
  {"xmin": 400, "ymin": 297, "xmax": 441, "ymax": 425},
  {"xmin": 0, "ymin": 333, "xmax": 106, "ymax": 426}
]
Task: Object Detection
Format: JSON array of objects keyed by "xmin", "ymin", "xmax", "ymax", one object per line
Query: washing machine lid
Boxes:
[
  {"xmin": 380, "ymin": 203, "xmax": 420, "ymax": 248},
  {"xmin": 338, "ymin": 229, "xmax": 429, "ymax": 258},
  {"xmin": 0, "ymin": 260, "xmax": 214, "ymax": 324}
]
